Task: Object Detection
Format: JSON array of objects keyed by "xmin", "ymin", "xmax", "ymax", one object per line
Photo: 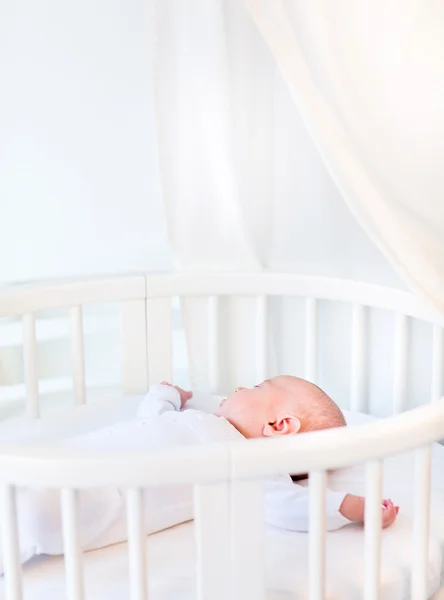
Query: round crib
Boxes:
[{"xmin": 0, "ymin": 272, "xmax": 444, "ymax": 600}]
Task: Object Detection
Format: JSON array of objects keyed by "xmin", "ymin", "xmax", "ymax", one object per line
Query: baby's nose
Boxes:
[{"xmin": 234, "ymin": 387, "xmax": 245, "ymax": 393}]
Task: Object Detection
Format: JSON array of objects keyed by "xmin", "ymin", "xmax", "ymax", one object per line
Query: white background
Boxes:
[{"xmin": 0, "ymin": 0, "xmax": 171, "ymax": 284}]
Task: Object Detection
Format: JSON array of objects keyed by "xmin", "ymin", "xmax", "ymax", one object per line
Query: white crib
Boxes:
[{"xmin": 0, "ymin": 271, "xmax": 444, "ymax": 600}]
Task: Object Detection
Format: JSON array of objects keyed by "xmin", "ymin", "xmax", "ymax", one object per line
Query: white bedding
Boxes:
[{"xmin": 0, "ymin": 394, "xmax": 443, "ymax": 599}]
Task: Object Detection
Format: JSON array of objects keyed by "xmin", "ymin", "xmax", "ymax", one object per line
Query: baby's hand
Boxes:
[
  {"xmin": 339, "ymin": 494, "xmax": 399, "ymax": 529},
  {"xmin": 161, "ymin": 382, "xmax": 193, "ymax": 408},
  {"xmin": 381, "ymin": 499, "xmax": 399, "ymax": 528}
]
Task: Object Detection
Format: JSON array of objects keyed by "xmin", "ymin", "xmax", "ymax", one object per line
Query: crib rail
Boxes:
[
  {"xmin": 61, "ymin": 488, "xmax": 84, "ymax": 600},
  {"xmin": 22, "ymin": 313, "xmax": 39, "ymax": 419},
  {"xmin": 0, "ymin": 275, "xmax": 146, "ymax": 317},
  {"xmin": 126, "ymin": 488, "xmax": 147, "ymax": 600},
  {"xmin": 1, "ymin": 271, "xmax": 444, "ymax": 419},
  {"xmin": 0, "ymin": 272, "xmax": 441, "ymax": 320},
  {"xmin": 0, "ymin": 485, "xmax": 22, "ymax": 600},
  {"xmin": 0, "ymin": 398, "xmax": 442, "ymax": 488},
  {"xmin": 69, "ymin": 306, "xmax": 86, "ymax": 407}
]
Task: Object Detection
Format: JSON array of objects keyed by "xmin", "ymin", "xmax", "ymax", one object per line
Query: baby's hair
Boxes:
[
  {"xmin": 295, "ymin": 381, "xmax": 346, "ymax": 433},
  {"xmin": 290, "ymin": 382, "xmax": 345, "ymax": 482}
]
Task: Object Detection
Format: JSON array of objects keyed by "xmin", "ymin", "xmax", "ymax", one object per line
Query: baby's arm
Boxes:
[
  {"xmin": 136, "ymin": 383, "xmax": 192, "ymax": 418},
  {"xmin": 265, "ymin": 480, "xmax": 351, "ymax": 531},
  {"xmin": 265, "ymin": 479, "xmax": 399, "ymax": 532},
  {"xmin": 340, "ymin": 494, "xmax": 399, "ymax": 528}
]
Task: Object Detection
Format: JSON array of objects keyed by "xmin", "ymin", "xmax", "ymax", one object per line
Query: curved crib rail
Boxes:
[
  {"xmin": 2, "ymin": 271, "xmax": 443, "ymax": 414},
  {"xmin": 0, "ymin": 274, "xmax": 146, "ymax": 317},
  {"xmin": 0, "ymin": 397, "xmax": 441, "ymax": 487},
  {"xmin": 0, "ymin": 271, "xmax": 442, "ymax": 322}
]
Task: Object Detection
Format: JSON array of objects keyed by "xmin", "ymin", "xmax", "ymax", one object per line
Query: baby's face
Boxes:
[
  {"xmin": 217, "ymin": 380, "xmax": 270, "ymax": 412},
  {"xmin": 216, "ymin": 377, "xmax": 294, "ymax": 416},
  {"xmin": 215, "ymin": 379, "xmax": 285, "ymax": 438}
]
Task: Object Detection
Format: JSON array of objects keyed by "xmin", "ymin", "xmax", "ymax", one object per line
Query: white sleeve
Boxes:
[
  {"xmin": 265, "ymin": 477, "xmax": 352, "ymax": 532},
  {"xmin": 136, "ymin": 384, "xmax": 181, "ymax": 418}
]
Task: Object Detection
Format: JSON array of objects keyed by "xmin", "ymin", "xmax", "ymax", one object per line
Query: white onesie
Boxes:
[{"xmin": 0, "ymin": 385, "xmax": 350, "ymax": 572}]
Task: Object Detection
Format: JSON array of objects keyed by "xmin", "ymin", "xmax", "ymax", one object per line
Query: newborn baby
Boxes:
[
  {"xmin": 204, "ymin": 375, "xmax": 398, "ymax": 527},
  {"xmin": 1, "ymin": 375, "xmax": 398, "ymax": 573}
]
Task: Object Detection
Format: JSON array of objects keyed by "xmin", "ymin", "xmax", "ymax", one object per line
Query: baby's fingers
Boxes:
[{"xmin": 382, "ymin": 500, "xmax": 398, "ymax": 528}]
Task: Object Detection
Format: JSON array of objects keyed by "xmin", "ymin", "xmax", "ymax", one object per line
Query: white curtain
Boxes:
[
  {"xmin": 152, "ymin": 0, "xmax": 259, "ymax": 271},
  {"xmin": 152, "ymin": 0, "xmax": 408, "ymax": 284},
  {"xmin": 152, "ymin": 0, "xmax": 444, "ymax": 405},
  {"xmin": 246, "ymin": 0, "xmax": 444, "ymax": 316},
  {"xmin": 152, "ymin": 1, "xmax": 262, "ymax": 391}
]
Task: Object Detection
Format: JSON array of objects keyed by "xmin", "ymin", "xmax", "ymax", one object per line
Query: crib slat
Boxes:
[
  {"xmin": 230, "ymin": 481, "xmax": 265, "ymax": 600},
  {"xmin": 121, "ymin": 299, "xmax": 148, "ymax": 394},
  {"xmin": 22, "ymin": 313, "xmax": 39, "ymax": 419},
  {"xmin": 364, "ymin": 460, "xmax": 383, "ymax": 600},
  {"xmin": 305, "ymin": 298, "xmax": 318, "ymax": 382},
  {"xmin": 393, "ymin": 313, "xmax": 408, "ymax": 414},
  {"xmin": 411, "ymin": 446, "xmax": 432, "ymax": 600},
  {"xmin": 146, "ymin": 297, "xmax": 172, "ymax": 384},
  {"xmin": 351, "ymin": 304, "xmax": 366, "ymax": 412},
  {"xmin": 0, "ymin": 485, "xmax": 23, "ymax": 600},
  {"xmin": 69, "ymin": 306, "xmax": 86, "ymax": 406},
  {"xmin": 309, "ymin": 470, "xmax": 327, "ymax": 600},
  {"xmin": 61, "ymin": 489, "xmax": 84, "ymax": 600},
  {"xmin": 195, "ymin": 482, "xmax": 230, "ymax": 600},
  {"xmin": 208, "ymin": 296, "xmax": 220, "ymax": 394},
  {"xmin": 126, "ymin": 488, "xmax": 147, "ymax": 600},
  {"xmin": 256, "ymin": 295, "xmax": 268, "ymax": 382},
  {"xmin": 432, "ymin": 326, "xmax": 443, "ymax": 402}
]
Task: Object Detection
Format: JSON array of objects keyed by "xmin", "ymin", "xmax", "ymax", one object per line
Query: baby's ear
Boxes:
[{"xmin": 263, "ymin": 415, "xmax": 301, "ymax": 437}]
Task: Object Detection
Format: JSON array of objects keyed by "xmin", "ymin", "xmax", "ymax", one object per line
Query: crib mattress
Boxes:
[{"xmin": 0, "ymin": 395, "xmax": 444, "ymax": 599}]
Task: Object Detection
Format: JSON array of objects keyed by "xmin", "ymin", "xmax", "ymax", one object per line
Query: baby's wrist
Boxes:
[{"xmin": 339, "ymin": 494, "xmax": 365, "ymax": 522}]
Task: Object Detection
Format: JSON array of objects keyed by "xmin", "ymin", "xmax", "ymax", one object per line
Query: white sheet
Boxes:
[{"xmin": 0, "ymin": 394, "xmax": 443, "ymax": 599}]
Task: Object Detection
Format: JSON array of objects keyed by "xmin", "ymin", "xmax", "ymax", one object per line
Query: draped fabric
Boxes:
[
  {"xmin": 151, "ymin": 0, "xmax": 444, "ymax": 400},
  {"xmin": 246, "ymin": 0, "xmax": 444, "ymax": 315},
  {"xmin": 152, "ymin": 0, "xmax": 403, "ymax": 286}
]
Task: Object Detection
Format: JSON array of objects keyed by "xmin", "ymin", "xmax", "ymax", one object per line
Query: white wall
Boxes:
[{"xmin": 0, "ymin": 0, "xmax": 171, "ymax": 284}]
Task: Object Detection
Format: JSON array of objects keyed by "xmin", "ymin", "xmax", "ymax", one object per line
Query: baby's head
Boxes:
[{"xmin": 216, "ymin": 375, "xmax": 345, "ymax": 439}]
